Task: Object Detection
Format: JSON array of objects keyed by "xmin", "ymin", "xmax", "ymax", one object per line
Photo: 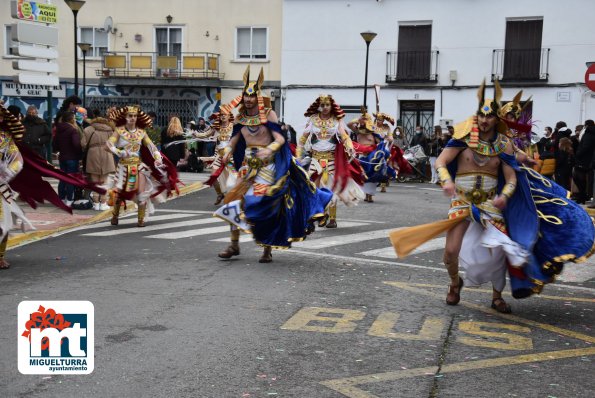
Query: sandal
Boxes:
[
  {"xmin": 446, "ymin": 277, "xmax": 464, "ymax": 306},
  {"xmin": 214, "ymin": 194, "xmax": 225, "ymax": 206},
  {"xmin": 0, "ymin": 258, "xmax": 9, "ymax": 269},
  {"xmin": 491, "ymin": 298, "xmax": 512, "ymax": 313}
]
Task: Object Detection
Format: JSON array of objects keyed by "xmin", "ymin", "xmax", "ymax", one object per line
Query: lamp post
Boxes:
[
  {"xmin": 360, "ymin": 31, "xmax": 377, "ymax": 112},
  {"xmin": 64, "ymin": 0, "xmax": 86, "ymax": 96},
  {"xmin": 77, "ymin": 43, "xmax": 91, "ymax": 107}
]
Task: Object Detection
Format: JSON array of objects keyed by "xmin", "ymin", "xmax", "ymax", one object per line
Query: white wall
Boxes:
[{"xmin": 281, "ymin": 0, "xmax": 595, "ymax": 129}]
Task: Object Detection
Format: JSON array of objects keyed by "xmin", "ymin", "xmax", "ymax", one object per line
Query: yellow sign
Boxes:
[{"xmin": 11, "ymin": 0, "xmax": 58, "ymax": 24}]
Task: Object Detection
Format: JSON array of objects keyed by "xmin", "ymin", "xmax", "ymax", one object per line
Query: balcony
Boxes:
[
  {"xmin": 492, "ymin": 48, "xmax": 549, "ymax": 82},
  {"xmin": 96, "ymin": 51, "xmax": 224, "ymax": 80},
  {"xmin": 386, "ymin": 50, "xmax": 439, "ymax": 83}
]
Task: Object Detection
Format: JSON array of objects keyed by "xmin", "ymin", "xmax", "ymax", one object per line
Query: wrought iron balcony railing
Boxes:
[
  {"xmin": 386, "ymin": 50, "xmax": 439, "ymax": 83},
  {"xmin": 96, "ymin": 51, "xmax": 224, "ymax": 79},
  {"xmin": 492, "ymin": 48, "xmax": 549, "ymax": 82}
]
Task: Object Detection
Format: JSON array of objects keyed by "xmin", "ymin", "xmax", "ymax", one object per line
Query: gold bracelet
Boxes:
[
  {"xmin": 223, "ymin": 146, "xmax": 232, "ymax": 157},
  {"xmin": 436, "ymin": 166, "xmax": 452, "ymax": 185},
  {"xmin": 501, "ymin": 182, "xmax": 516, "ymax": 199},
  {"xmin": 267, "ymin": 141, "xmax": 282, "ymax": 153}
]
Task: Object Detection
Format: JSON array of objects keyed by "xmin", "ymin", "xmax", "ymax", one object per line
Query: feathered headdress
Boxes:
[
  {"xmin": 111, "ymin": 105, "xmax": 152, "ymax": 129},
  {"xmin": 0, "ymin": 105, "xmax": 25, "ymax": 142},
  {"xmin": 499, "ymin": 90, "xmax": 533, "ymax": 121}
]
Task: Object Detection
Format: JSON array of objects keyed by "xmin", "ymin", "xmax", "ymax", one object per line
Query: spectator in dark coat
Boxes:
[
  {"xmin": 52, "ymin": 112, "xmax": 82, "ymax": 205},
  {"xmin": 573, "ymin": 120, "xmax": 595, "ymax": 204},
  {"xmin": 22, "ymin": 105, "xmax": 51, "ymax": 158},
  {"xmin": 554, "ymin": 137, "xmax": 574, "ymax": 191},
  {"xmin": 160, "ymin": 116, "xmax": 186, "ymax": 167}
]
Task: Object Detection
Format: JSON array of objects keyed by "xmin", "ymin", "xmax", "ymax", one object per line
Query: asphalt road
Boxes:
[{"xmin": 1, "ymin": 182, "xmax": 594, "ymax": 397}]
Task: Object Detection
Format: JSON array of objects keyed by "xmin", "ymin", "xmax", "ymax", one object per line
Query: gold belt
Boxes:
[
  {"xmin": 245, "ymin": 156, "xmax": 272, "ymax": 169},
  {"xmin": 119, "ymin": 156, "xmax": 140, "ymax": 166},
  {"xmin": 313, "ymin": 150, "xmax": 335, "ymax": 160},
  {"xmin": 456, "ymin": 187, "xmax": 496, "ymax": 205}
]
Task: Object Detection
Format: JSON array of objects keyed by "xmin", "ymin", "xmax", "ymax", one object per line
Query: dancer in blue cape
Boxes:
[
  {"xmin": 215, "ymin": 67, "xmax": 332, "ymax": 263},
  {"xmin": 389, "ymin": 80, "xmax": 594, "ymax": 313}
]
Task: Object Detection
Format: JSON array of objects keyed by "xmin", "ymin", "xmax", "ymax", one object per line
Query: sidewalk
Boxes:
[{"xmin": 7, "ymin": 171, "xmax": 209, "ymax": 248}]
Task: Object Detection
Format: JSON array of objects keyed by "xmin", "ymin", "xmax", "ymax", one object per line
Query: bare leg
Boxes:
[
  {"xmin": 444, "ymin": 220, "xmax": 469, "ymax": 305},
  {"xmin": 491, "ymin": 287, "xmax": 512, "ymax": 313},
  {"xmin": 213, "ymin": 182, "xmax": 225, "ymax": 205}
]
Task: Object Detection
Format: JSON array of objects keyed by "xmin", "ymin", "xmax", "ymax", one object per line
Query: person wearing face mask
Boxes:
[
  {"xmin": 22, "ymin": 105, "xmax": 51, "ymax": 158},
  {"xmin": 410, "ymin": 126, "xmax": 429, "ymax": 181}
]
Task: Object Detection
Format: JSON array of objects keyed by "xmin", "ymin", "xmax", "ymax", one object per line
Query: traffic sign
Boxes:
[
  {"xmin": 11, "ymin": 22, "xmax": 59, "ymax": 46},
  {"xmin": 13, "ymin": 44, "xmax": 58, "ymax": 59},
  {"xmin": 586, "ymin": 64, "xmax": 595, "ymax": 92},
  {"xmin": 16, "ymin": 72, "xmax": 59, "ymax": 86},
  {"xmin": 13, "ymin": 59, "xmax": 59, "ymax": 73}
]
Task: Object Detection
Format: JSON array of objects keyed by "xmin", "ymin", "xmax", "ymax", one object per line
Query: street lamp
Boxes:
[
  {"xmin": 360, "ymin": 31, "xmax": 377, "ymax": 112},
  {"xmin": 64, "ymin": 0, "xmax": 86, "ymax": 96},
  {"xmin": 77, "ymin": 42, "xmax": 91, "ymax": 107}
]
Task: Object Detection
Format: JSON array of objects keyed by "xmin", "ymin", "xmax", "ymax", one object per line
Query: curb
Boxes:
[{"xmin": 8, "ymin": 181, "xmax": 205, "ymax": 249}]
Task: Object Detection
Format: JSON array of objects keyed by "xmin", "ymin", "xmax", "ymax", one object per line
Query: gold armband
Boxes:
[
  {"xmin": 436, "ymin": 166, "xmax": 452, "ymax": 185},
  {"xmin": 501, "ymin": 182, "xmax": 516, "ymax": 199},
  {"xmin": 299, "ymin": 134, "xmax": 308, "ymax": 146},
  {"xmin": 267, "ymin": 141, "xmax": 282, "ymax": 153},
  {"xmin": 223, "ymin": 146, "xmax": 232, "ymax": 157}
]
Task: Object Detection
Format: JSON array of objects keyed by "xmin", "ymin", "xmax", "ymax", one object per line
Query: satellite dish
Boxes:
[{"xmin": 103, "ymin": 16, "xmax": 114, "ymax": 33}]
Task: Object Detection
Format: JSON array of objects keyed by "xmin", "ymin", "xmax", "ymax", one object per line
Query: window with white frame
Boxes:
[
  {"xmin": 155, "ymin": 27, "xmax": 182, "ymax": 56},
  {"xmin": 236, "ymin": 27, "xmax": 268, "ymax": 60},
  {"xmin": 4, "ymin": 25, "xmax": 17, "ymax": 56},
  {"xmin": 79, "ymin": 27, "xmax": 108, "ymax": 58}
]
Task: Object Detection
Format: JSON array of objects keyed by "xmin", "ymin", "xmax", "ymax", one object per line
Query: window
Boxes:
[
  {"xmin": 4, "ymin": 25, "xmax": 17, "ymax": 56},
  {"xmin": 236, "ymin": 27, "xmax": 268, "ymax": 60},
  {"xmin": 155, "ymin": 27, "xmax": 182, "ymax": 56},
  {"xmin": 503, "ymin": 19, "xmax": 543, "ymax": 80},
  {"xmin": 396, "ymin": 23, "xmax": 432, "ymax": 81},
  {"xmin": 79, "ymin": 27, "xmax": 108, "ymax": 58}
]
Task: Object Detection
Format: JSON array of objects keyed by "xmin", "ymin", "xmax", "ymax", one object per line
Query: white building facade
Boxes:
[{"xmin": 281, "ymin": 0, "xmax": 595, "ymax": 141}]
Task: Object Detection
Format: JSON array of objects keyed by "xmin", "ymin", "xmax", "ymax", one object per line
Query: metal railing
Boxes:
[
  {"xmin": 96, "ymin": 51, "xmax": 224, "ymax": 79},
  {"xmin": 492, "ymin": 48, "xmax": 549, "ymax": 82},
  {"xmin": 386, "ymin": 50, "xmax": 439, "ymax": 83}
]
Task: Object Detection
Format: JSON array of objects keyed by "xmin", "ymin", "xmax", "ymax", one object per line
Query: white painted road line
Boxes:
[
  {"xmin": 154, "ymin": 209, "xmax": 215, "ymax": 215},
  {"xmin": 83, "ymin": 217, "xmax": 223, "ymax": 237},
  {"xmin": 291, "ymin": 228, "xmax": 394, "ymax": 249},
  {"xmin": 67, "ymin": 213, "xmax": 196, "ymax": 233},
  {"xmin": 208, "ymin": 221, "xmax": 370, "ymax": 243},
  {"xmin": 146, "ymin": 225, "xmax": 231, "ymax": 239},
  {"xmin": 359, "ymin": 237, "xmax": 446, "ymax": 258}
]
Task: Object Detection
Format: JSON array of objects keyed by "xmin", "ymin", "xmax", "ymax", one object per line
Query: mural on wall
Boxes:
[{"xmin": 1, "ymin": 82, "xmax": 220, "ymax": 127}]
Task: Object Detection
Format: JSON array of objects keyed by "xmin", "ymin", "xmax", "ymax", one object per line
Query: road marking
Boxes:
[
  {"xmin": 278, "ymin": 250, "xmax": 595, "ymax": 294},
  {"xmin": 208, "ymin": 221, "xmax": 370, "ymax": 243},
  {"xmin": 291, "ymin": 228, "xmax": 394, "ymax": 249},
  {"xmin": 281, "ymin": 307, "xmax": 366, "ymax": 334},
  {"xmin": 368, "ymin": 312, "xmax": 444, "ymax": 341},
  {"xmin": 320, "ymin": 347, "xmax": 595, "ymax": 398},
  {"xmin": 82, "ymin": 217, "xmax": 223, "ymax": 237},
  {"xmin": 146, "ymin": 225, "xmax": 231, "ymax": 239},
  {"xmin": 383, "ymin": 281, "xmax": 595, "ymax": 343},
  {"xmin": 402, "ymin": 283, "xmax": 595, "ymax": 303},
  {"xmin": 154, "ymin": 209, "xmax": 215, "ymax": 215},
  {"xmin": 359, "ymin": 237, "xmax": 445, "ymax": 258},
  {"xmin": 556, "ymin": 260, "xmax": 595, "ymax": 283}
]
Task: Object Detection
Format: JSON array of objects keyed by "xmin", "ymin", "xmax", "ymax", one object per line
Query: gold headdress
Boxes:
[
  {"xmin": 112, "ymin": 105, "xmax": 152, "ymax": 129},
  {"xmin": 304, "ymin": 94, "xmax": 345, "ymax": 119},
  {"xmin": 499, "ymin": 90, "xmax": 532, "ymax": 121},
  {"xmin": 373, "ymin": 112, "xmax": 395, "ymax": 126},
  {"xmin": 0, "ymin": 106, "xmax": 25, "ymax": 141},
  {"xmin": 221, "ymin": 66, "xmax": 270, "ymax": 125}
]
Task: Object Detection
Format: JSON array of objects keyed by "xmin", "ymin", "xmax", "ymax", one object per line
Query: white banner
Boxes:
[{"xmin": 2, "ymin": 81, "xmax": 65, "ymax": 98}]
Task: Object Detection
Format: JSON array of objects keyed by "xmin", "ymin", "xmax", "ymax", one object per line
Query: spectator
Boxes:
[
  {"xmin": 394, "ymin": 126, "xmax": 407, "ymax": 149},
  {"xmin": 573, "ymin": 120, "xmax": 595, "ymax": 204},
  {"xmin": 55, "ymin": 95, "xmax": 81, "ymax": 123},
  {"xmin": 427, "ymin": 126, "xmax": 441, "ymax": 183},
  {"xmin": 538, "ymin": 126, "xmax": 554, "ymax": 155},
  {"xmin": 552, "ymin": 121, "xmax": 571, "ymax": 155},
  {"xmin": 82, "ymin": 112, "xmax": 116, "ymax": 210},
  {"xmin": 52, "ymin": 112, "xmax": 82, "ymax": 206},
  {"xmin": 161, "ymin": 116, "xmax": 186, "ymax": 169},
  {"xmin": 554, "ymin": 137, "xmax": 574, "ymax": 191},
  {"xmin": 22, "ymin": 105, "xmax": 51, "ymax": 158},
  {"xmin": 410, "ymin": 125, "xmax": 429, "ymax": 180},
  {"xmin": 7, "ymin": 105, "xmax": 23, "ymax": 121}
]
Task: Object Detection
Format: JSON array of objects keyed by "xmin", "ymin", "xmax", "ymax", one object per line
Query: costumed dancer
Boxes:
[
  {"xmin": 373, "ymin": 111, "xmax": 396, "ymax": 192},
  {"xmin": 498, "ymin": 91, "xmax": 539, "ymax": 167},
  {"xmin": 348, "ymin": 112, "xmax": 391, "ymax": 203},
  {"xmin": 0, "ymin": 106, "xmax": 105, "ymax": 269},
  {"xmin": 204, "ymin": 112, "xmax": 238, "ymax": 205},
  {"xmin": 389, "ymin": 80, "xmax": 595, "ymax": 313},
  {"xmin": 107, "ymin": 105, "xmax": 180, "ymax": 227},
  {"xmin": 215, "ymin": 67, "xmax": 332, "ymax": 263},
  {"xmin": 297, "ymin": 95, "xmax": 365, "ymax": 228}
]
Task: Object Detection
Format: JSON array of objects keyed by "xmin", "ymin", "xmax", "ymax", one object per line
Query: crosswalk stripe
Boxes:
[
  {"xmin": 146, "ymin": 225, "xmax": 231, "ymax": 239},
  {"xmin": 208, "ymin": 221, "xmax": 370, "ymax": 243},
  {"xmin": 67, "ymin": 213, "xmax": 196, "ymax": 233},
  {"xmin": 82, "ymin": 217, "xmax": 223, "ymax": 237},
  {"xmin": 359, "ymin": 237, "xmax": 446, "ymax": 258},
  {"xmin": 154, "ymin": 209, "xmax": 214, "ymax": 215},
  {"xmin": 290, "ymin": 228, "xmax": 395, "ymax": 249}
]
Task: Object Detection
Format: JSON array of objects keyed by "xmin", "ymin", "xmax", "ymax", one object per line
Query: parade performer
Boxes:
[
  {"xmin": 499, "ymin": 90, "xmax": 538, "ymax": 166},
  {"xmin": 298, "ymin": 95, "xmax": 365, "ymax": 228},
  {"xmin": 107, "ymin": 105, "xmax": 180, "ymax": 227},
  {"xmin": 215, "ymin": 67, "xmax": 332, "ymax": 263},
  {"xmin": 204, "ymin": 112, "xmax": 237, "ymax": 206},
  {"xmin": 0, "ymin": 106, "xmax": 104, "ymax": 269},
  {"xmin": 373, "ymin": 111, "xmax": 396, "ymax": 192},
  {"xmin": 389, "ymin": 80, "xmax": 595, "ymax": 313},
  {"xmin": 348, "ymin": 112, "xmax": 393, "ymax": 202}
]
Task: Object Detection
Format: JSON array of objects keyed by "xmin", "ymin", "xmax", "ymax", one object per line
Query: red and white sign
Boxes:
[{"xmin": 585, "ymin": 63, "xmax": 595, "ymax": 91}]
